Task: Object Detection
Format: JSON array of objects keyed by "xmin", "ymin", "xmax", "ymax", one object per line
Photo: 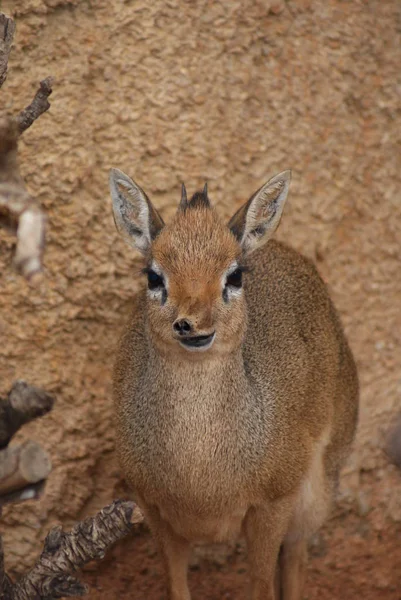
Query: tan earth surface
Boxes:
[{"xmin": 0, "ymin": 0, "xmax": 400, "ymax": 598}]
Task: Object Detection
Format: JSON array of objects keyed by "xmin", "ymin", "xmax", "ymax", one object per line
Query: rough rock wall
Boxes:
[{"xmin": 0, "ymin": 0, "xmax": 400, "ymax": 574}]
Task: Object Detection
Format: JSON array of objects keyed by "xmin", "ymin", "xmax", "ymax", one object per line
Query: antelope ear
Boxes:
[
  {"xmin": 109, "ymin": 168, "xmax": 164, "ymax": 254},
  {"xmin": 228, "ymin": 170, "xmax": 291, "ymax": 255}
]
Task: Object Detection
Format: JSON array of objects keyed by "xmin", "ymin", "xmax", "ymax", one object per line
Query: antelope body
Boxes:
[{"xmin": 109, "ymin": 168, "xmax": 358, "ymax": 600}]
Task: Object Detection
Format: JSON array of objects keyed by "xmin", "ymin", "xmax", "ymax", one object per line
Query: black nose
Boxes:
[{"xmin": 173, "ymin": 319, "xmax": 193, "ymax": 336}]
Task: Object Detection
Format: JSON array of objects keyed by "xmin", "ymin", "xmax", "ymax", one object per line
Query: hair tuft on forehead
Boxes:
[{"xmin": 178, "ymin": 183, "xmax": 210, "ymax": 211}]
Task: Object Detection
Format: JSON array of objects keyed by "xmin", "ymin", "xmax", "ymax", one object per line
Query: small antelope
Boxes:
[{"xmin": 110, "ymin": 168, "xmax": 358, "ymax": 600}]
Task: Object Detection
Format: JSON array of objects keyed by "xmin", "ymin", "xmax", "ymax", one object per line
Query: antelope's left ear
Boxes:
[
  {"xmin": 109, "ymin": 168, "xmax": 164, "ymax": 255},
  {"xmin": 228, "ymin": 170, "xmax": 291, "ymax": 255}
]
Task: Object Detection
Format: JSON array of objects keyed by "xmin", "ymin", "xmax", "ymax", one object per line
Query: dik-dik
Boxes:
[{"xmin": 110, "ymin": 168, "xmax": 358, "ymax": 600}]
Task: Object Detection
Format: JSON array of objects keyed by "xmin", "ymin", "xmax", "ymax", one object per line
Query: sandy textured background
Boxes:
[{"xmin": 0, "ymin": 0, "xmax": 400, "ymax": 591}]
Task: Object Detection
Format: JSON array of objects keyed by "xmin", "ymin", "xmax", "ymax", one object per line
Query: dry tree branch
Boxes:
[
  {"xmin": 0, "ymin": 381, "xmax": 55, "ymax": 450},
  {"xmin": 0, "ymin": 12, "xmax": 142, "ymax": 598},
  {"xmin": 0, "ymin": 379, "xmax": 56, "ymax": 596},
  {"xmin": 7, "ymin": 500, "xmax": 144, "ymax": 600},
  {"xmin": 0, "ymin": 12, "xmax": 54, "ymax": 281},
  {"xmin": 0, "ymin": 118, "xmax": 46, "ymax": 281},
  {"xmin": 0, "ymin": 441, "xmax": 52, "ymax": 498},
  {"xmin": 16, "ymin": 78, "xmax": 53, "ymax": 135},
  {"xmin": 0, "ymin": 381, "xmax": 54, "ymax": 505},
  {"xmin": 0, "ymin": 13, "xmax": 15, "ymax": 88}
]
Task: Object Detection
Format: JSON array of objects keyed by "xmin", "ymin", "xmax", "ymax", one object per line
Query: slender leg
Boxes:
[
  {"xmin": 279, "ymin": 538, "xmax": 307, "ymax": 600},
  {"xmin": 274, "ymin": 552, "xmax": 282, "ymax": 600},
  {"xmin": 162, "ymin": 531, "xmax": 191, "ymax": 600},
  {"xmin": 146, "ymin": 508, "xmax": 191, "ymax": 600},
  {"xmin": 243, "ymin": 501, "xmax": 293, "ymax": 600}
]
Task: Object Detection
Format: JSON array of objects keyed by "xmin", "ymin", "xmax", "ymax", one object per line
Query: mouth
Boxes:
[{"xmin": 179, "ymin": 332, "xmax": 216, "ymax": 351}]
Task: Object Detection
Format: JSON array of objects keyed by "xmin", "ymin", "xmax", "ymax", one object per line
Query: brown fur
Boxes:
[{"xmin": 112, "ymin": 178, "xmax": 358, "ymax": 600}]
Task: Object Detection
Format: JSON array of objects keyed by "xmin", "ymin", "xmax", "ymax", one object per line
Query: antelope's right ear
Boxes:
[{"xmin": 109, "ymin": 168, "xmax": 164, "ymax": 254}]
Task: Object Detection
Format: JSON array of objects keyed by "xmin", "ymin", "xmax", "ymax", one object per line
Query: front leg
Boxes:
[
  {"xmin": 145, "ymin": 506, "xmax": 191, "ymax": 600},
  {"xmin": 279, "ymin": 537, "xmax": 307, "ymax": 600},
  {"xmin": 243, "ymin": 499, "xmax": 293, "ymax": 600}
]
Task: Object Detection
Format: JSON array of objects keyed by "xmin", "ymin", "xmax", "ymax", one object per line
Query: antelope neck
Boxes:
[{"xmin": 147, "ymin": 342, "xmax": 250, "ymax": 402}]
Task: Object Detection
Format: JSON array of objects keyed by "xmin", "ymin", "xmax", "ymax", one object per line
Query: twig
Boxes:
[
  {"xmin": 0, "ymin": 381, "xmax": 55, "ymax": 449},
  {"xmin": 0, "ymin": 13, "xmax": 15, "ymax": 89},
  {"xmin": 15, "ymin": 78, "xmax": 54, "ymax": 135},
  {"xmin": 9, "ymin": 500, "xmax": 143, "ymax": 600}
]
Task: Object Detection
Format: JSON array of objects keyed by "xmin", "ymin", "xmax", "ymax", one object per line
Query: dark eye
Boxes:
[
  {"xmin": 226, "ymin": 268, "xmax": 243, "ymax": 288},
  {"xmin": 147, "ymin": 269, "xmax": 164, "ymax": 290}
]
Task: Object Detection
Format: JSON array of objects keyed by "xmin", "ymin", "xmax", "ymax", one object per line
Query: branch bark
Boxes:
[
  {"xmin": 0, "ymin": 13, "xmax": 15, "ymax": 88},
  {"xmin": 0, "ymin": 441, "xmax": 51, "ymax": 496},
  {"xmin": 0, "ymin": 381, "xmax": 55, "ymax": 449},
  {"xmin": 0, "ymin": 119, "xmax": 46, "ymax": 281},
  {"xmin": 15, "ymin": 78, "xmax": 53, "ymax": 135},
  {"xmin": 6, "ymin": 500, "xmax": 144, "ymax": 600}
]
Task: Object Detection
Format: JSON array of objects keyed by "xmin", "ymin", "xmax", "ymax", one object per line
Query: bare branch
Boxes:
[
  {"xmin": 0, "ymin": 381, "xmax": 54, "ymax": 506},
  {"xmin": 9, "ymin": 500, "xmax": 142, "ymax": 600},
  {"xmin": 0, "ymin": 14, "xmax": 53, "ymax": 281},
  {"xmin": 0, "ymin": 381, "xmax": 55, "ymax": 450},
  {"xmin": 0, "ymin": 118, "xmax": 46, "ymax": 281},
  {"xmin": 0, "ymin": 380, "xmax": 54, "ymax": 449},
  {"xmin": 0, "ymin": 13, "xmax": 15, "ymax": 89},
  {"xmin": 0, "ymin": 441, "xmax": 51, "ymax": 497},
  {"xmin": 15, "ymin": 78, "xmax": 54, "ymax": 135}
]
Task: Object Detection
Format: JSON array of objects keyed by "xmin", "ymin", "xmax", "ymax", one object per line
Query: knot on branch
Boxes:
[
  {"xmin": 44, "ymin": 527, "xmax": 64, "ymax": 555},
  {"xmin": 33, "ymin": 574, "xmax": 87, "ymax": 598}
]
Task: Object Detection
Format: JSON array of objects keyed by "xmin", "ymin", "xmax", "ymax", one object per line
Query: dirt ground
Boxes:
[
  {"xmin": 0, "ymin": 0, "xmax": 400, "ymax": 597},
  {"xmin": 82, "ymin": 518, "xmax": 401, "ymax": 600}
]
